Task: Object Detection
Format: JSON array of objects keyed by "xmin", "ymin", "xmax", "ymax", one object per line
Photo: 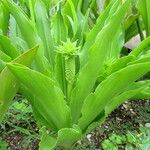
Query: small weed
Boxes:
[
  {"xmin": 0, "ymin": 96, "xmax": 39, "ymax": 149},
  {"xmin": 0, "ymin": 138, "xmax": 7, "ymax": 150},
  {"xmin": 102, "ymin": 127, "xmax": 150, "ymax": 150}
]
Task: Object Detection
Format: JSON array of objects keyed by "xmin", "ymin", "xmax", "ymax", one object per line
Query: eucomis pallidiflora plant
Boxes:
[{"xmin": 0, "ymin": 0, "xmax": 150, "ymax": 149}]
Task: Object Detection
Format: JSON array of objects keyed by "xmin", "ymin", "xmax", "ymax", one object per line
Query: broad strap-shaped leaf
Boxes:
[
  {"xmin": 0, "ymin": 46, "xmax": 38, "ymax": 122},
  {"xmin": 105, "ymin": 80, "xmax": 150, "ymax": 115},
  {"xmin": 74, "ymin": 4, "xmax": 90, "ymax": 45},
  {"xmin": 98, "ymin": 55, "xmax": 135, "ymax": 82},
  {"xmin": 128, "ymin": 55, "xmax": 150, "ymax": 65},
  {"xmin": 0, "ymin": 3, "xmax": 9, "ymax": 35},
  {"xmin": 80, "ymin": 0, "xmax": 120, "ymax": 67},
  {"xmin": 51, "ymin": 9, "xmax": 68, "ymax": 45},
  {"xmin": 2, "ymin": 0, "xmax": 38, "ymax": 47},
  {"xmin": 130, "ymin": 36, "xmax": 150, "ymax": 56},
  {"xmin": 0, "ymin": 49, "xmax": 12, "ymax": 71},
  {"xmin": 132, "ymin": 87, "xmax": 150, "ymax": 100},
  {"xmin": 125, "ymin": 8, "xmax": 139, "ymax": 42},
  {"xmin": 56, "ymin": 125, "xmax": 81, "ymax": 149},
  {"xmin": 41, "ymin": 0, "xmax": 51, "ymax": 13},
  {"xmin": 28, "ymin": 0, "xmax": 36, "ymax": 23},
  {"xmin": 104, "ymin": 0, "xmax": 112, "ymax": 8},
  {"xmin": 0, "ymin": 59, "xmax": 5, "ymax": 72},
  {"xmin": 63, "ymin": 0, "xmax": 78, "ymax": 36},
  {"xmin": 7, "ymin": 63, "xmax": 71, "ymax": 131},
  {"xmin": 9, "ymin": 15, "xmax": 19, "ymax": 46},
  {"xmin": 39, "ymin": 125, "xmax": 82, "ymax": 150},
  {"xmin": 39, "ymin": 127, "xmax": 57, "ymax": 150},
  {"xmin": 78, "ymin": 62, "xmax": 150, "ymax": 131},
  {"xmin": 52, "ymin": 9, "xmax": 68, "ymax": 93},
  {"xmin": 83, "ymin": 80, "xmax": 150, "ymax": 135},
  {"xmin": 19, "ymin": 85, "xmax": 52, "ymax": 128},
  {"xmin": 99, "ymin": 53, "xmax": 150, "ymax": 83},
  {"xmin": 107, "ymin": 26, "xmax": 124, "ymax": 60},
  {"xmin": 2, "ymin": 0, "xmax": 50, "ymax": 75},
  {"xmin": 10, "ymin": 37, "xmax": 29, "ymax": 53},
  {"xmin": 54, "ymin": 53, "xmax": 67, "ymax": 96},
  {"xmin": 81, "ymin": 0, "xmax": 94, "ymax": 14},
  {"xmin": 8, "ymin": 16, "xmax": 28, "ymax": 52},
  {"xmin": 125, "ymin": 20, "xmax": 139, "ymax": 42},
  {"xmin": 0, "ymin": 50, "xmax": 12, "ymax": 62},
  {"xmin": 138, "ymin": 0, "xmax": 150, "ymax": 36},
  {"xmin": 63, "ymin": 0, "xmax": 80, "ymax": 18},
  {"xmin": 0, "ymin": 35, "xmax": 19, "ymax": 59},
  {"xmin": 69, "ymin": 0, "xmax": 130, "ymax": 124},
  {"xmin": 35, "ymin": 0, "xmax": 55, "ymax": 67}
]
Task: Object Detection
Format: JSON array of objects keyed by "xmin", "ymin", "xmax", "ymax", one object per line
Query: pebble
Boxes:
[
  {"xmin": 87, "ymin": 134, "xmax": 92, "ymax": 142},
  {"xmin": 145, "ymin": 123, "xmax": 150, "ymax": 128}
]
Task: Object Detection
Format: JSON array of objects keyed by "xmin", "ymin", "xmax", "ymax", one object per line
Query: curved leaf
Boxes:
[
  {"xmin": 105, "ymin": 80, "xmax": 150, "ymax": 115},
  {"xmin": 138, "ymin": 0, "xmax": 150, "ymax": 36},
  {"xmin": 39, "ymin": 125, "xmax": 82, "ymax": 150},
  {"xmin": 0, "ymin": 35, "xmax": 19, "ymax": 59},
  {"xmin": 35, "ymin": 0, "xmax": 55, "ymax": 67},
  {"xmin": 0, "ymin": 3, "xmax": 9, "ymax": 35},
  {"xmin": 80, "ymin": 0, "xmax": 121, "ymax": 67},
  {"xmin": 78, "ymin": 62, "xmax": 150, "ymax": 130},
  {"xmin": 7, "ymin": 63, "xmax": 71, "ymax": 131},
  {"xmin": 70, "ymin": 0, "xmax": 130, "ymax": 123},
  {"xmin": 0, "ymin": 46, "xmax": 38, "ymax": 122}
]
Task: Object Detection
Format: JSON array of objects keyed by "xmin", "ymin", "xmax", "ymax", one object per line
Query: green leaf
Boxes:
[
  {"xmin": 81, "ymin": 0, "xmax": 93, "ymax": 14},
  {"xmin": 0, "ymin": 3, "xmax": 9, "ymax": 35},
  {"xmin": 70, "ymin": 0, "xmax": 130, "ymax": 124},
  {"xmin": 0, "ymin": 59, "xmax": 6, "ymax": 72},
  {"xmin": 98, "ymin": 55, "xmax": 135, "ymax": 82},
  {"xmin": 124, "ymin": 5, "xmax": 139, "ymax": 42},
  {"xmin": 51, "ymin": 10, "xmax": 68, "ymax": 89},
  {"xmin": 35, "ymin": 0, "xmax": 55, "ymax": 67},
  {"xmin": 2, "ymin": 0, "xmax": 50, "ymax": 75},
  {"xmin": 28, "ymin": 0, "xmax": 36, "ymax": 23},
  {"xmin": 51, "ymin": 10, "xmax": 68, "ymax": 44},
  {"xmin": 0, "ymin": 46, "xmax": 38, "ymax": 122},
  {"xmin": 39, "ymin": 127, "xmax": 57, "ymax": 150},
  {"xmin": 132, "ymin": 87, "xmax": 150, "ymax": 99},
  {"xmin": 54, "ymin": 53, "xmax": 67, "ymax": 95},
  {"xmin": 39, "ymin": 125, "xmax": 82, "ymax": 150},
  {"xmin": 7, "ymin": 63, "xmax": 71, "ymax": 131},
  {"xmin": 2, "ymin": 0, "xmax": 38, "ymax": 47},
  {"xmin": 63, "ymin": 0, "xmax": 78, "ymax": 36},
  {"xmin": 0, "ymin": 35, "xmax": 19, "ymax": 59},
  {"xmin": 104, "ymin": 0, "xmax": 112, "ymax": 8},
  {"xmin": 41, "ymin": 0, "xmax": 51, "ymax": 13},
  {"xmin": 128, "ymin": 56, "xmax": 150, "ymax": 65},
  {"xmin": 138, "ymin": 0, "xmax": 150, "ymax": 36},
  {"xmin": 78, "ymin": 62, "xmax": 150, "ymax": 131},
  {"xmin": 80, "ymin": 0, "xmax": 120, "ymax": 67},
  {"xmin": 125, "ymin": 13, "xmax": 138, "ymax": 30},
  {"xmin": 125, "ymin": 21, "xmax": 139, "ymax": 42},
  {"xmin": 129, "ymin": 36, "xmax": 150, "ymax": 57},
  {"xmin": 9, "ymin": 15, "xmax": 18, "ymax": 45},
  {"xmin": 0, "ymin": 50, "xmax": 12, "ymax": 62},
  {"xmin": 105, "ymin": 80, "xmax": 150, "ymax": 115},
  {"xmin": 56, "ymin": 125, "xmax": 82, "ymax": 149},
  {"xmin": 19, "ymin": 85, "xmax": 52, "ymax": 128}
]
